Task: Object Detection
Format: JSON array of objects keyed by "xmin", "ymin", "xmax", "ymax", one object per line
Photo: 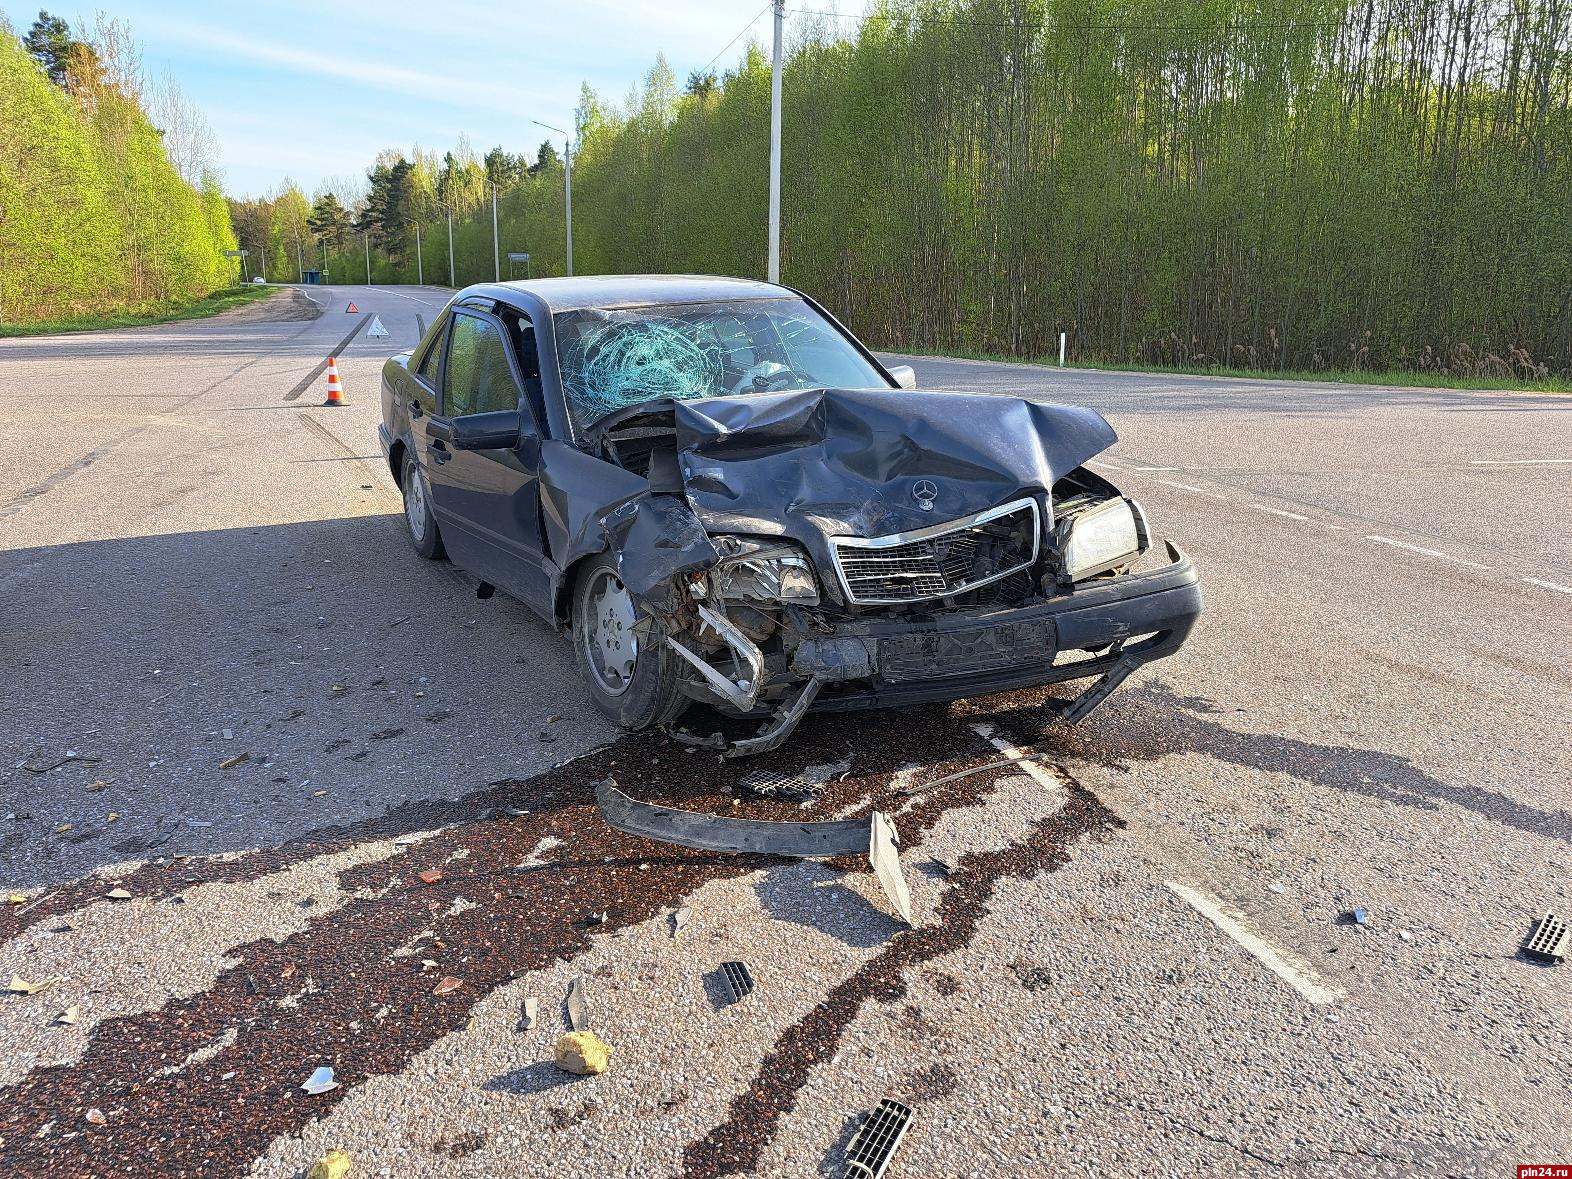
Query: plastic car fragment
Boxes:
[{"xmin": 595, "ymin": 779, "xmax": 912, "ymax": 922}]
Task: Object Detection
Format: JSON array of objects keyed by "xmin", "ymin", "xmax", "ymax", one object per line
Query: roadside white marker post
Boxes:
[
  {"xmin": 364, "ymin": 233, "xmax": 371, "ymax": 285},
  {"xmin": 1059, "ymin": 331, "xmax": 1066, "ymax": 367},
  {"xmin": 492, "ymin": 182, "xmax": 500, "ymax": 282},
  {"xmin": 767, "ymin": 0, "xmax": 785, "ymax": 283}
]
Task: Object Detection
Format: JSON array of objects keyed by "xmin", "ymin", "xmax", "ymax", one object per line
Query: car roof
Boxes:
[{"xmin": 458, "ymin": 274, "xmax": 793, "ymax": 315}]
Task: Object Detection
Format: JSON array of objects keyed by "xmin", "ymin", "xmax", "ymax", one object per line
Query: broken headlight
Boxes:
[
  {"xmin": 1061, "ymin": 498, "xmax": 1149, "ymax": 581},
  {"xmin": 712, "ymin": 541, "xmax": 820, "ymax": 605}
]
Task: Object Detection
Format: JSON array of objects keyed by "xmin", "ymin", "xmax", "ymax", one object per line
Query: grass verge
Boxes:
[
  {"xmin": 894, "ymin": 347, "xmax": 1572, "ymax": 395},
  {"xmin": 0, "ymin": 285, "xmax": 281, "ymax": 338}
]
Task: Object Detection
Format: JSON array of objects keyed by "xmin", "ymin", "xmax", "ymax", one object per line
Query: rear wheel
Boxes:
[
  {"xmin": 401, "ymin": 450, "xmax": 444, "ymax": 560},
  {"xmin": 572, "ymin": 555, "xmax": 688, "ymax": 729}
]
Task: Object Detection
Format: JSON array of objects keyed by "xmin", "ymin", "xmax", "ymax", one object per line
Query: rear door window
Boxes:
[{"xmin": 443, "ymin": 313, "xmax": 523, "ymax": 418}]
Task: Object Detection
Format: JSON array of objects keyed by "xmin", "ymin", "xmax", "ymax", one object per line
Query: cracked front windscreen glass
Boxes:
[{"xmin": 553, "ymin": 297, "xmax": 888, "ymax": 425}]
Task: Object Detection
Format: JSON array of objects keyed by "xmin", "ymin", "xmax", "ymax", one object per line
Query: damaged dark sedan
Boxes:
[{"xmin": 378, "ymin": 276, "xmax": 1201, "ymax": 755}]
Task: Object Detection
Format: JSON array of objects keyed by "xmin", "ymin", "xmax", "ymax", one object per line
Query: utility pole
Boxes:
[
  {"xmin": 491, "ymin": 182, "xmax": 500, "ymax": 282},
  {"xmin": 364, "ymin": 233, "xmax": 371, "ymax": 285},
  {"xmin": 294, "ymin": 233, "xmax": 303, "ymax": 284},
  {"xmin": 446, "ymin": 205, "xmax": 455, "ymax": 287},
  {"xmin": 533, "ymin": 120, "xmax": 575, "ymax": 276},
  {"xmin": 258, "ymin": 235, "xmax": 268, "ymax": 283},
  {"xmin": 414, "ymin": 221, "xmax": 423, "ymax": 286},
  {"xmin": 768, "ymin": 0, "xmax": 785, "ymax": 283}
]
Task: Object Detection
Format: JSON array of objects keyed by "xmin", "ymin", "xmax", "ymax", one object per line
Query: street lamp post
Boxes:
[
  {"xmin": 768, "ymin": 0, "xmax": 784, "ymax": 283},
  {"xmin": 446, "ymin": 205, "xmax": 455, "ymax": 287},
  {"xmin": 491, "ymin": 182, "xmax": 500, "ymax": 282},
  {"xmin": 533, "ymin": 120, "xmax": 574, "ymax": 276}
]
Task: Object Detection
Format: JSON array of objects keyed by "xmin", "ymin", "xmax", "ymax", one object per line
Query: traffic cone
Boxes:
[
  {"xmin": 345, "ymin": 302, "xmax": 359, "ymax": 314},
  {"xmin": 323, "ymin": 357, "xmax": 346, "ymax": 406}
]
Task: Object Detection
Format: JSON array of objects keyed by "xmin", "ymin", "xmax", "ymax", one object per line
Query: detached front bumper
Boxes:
[{"xmin": 797, "ymin": 541, "xmax": 1202, "ymax": 714}]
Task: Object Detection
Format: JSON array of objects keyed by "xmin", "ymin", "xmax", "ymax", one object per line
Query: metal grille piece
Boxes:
[
  {"xmin": 719, "ymin": 961, "xmax": 755, "ymax": 1004},
  {"xmin": 831, "ymin": 499, "xmax": 1039, "ymax": 605},
  {"xmin": 844, "ymin": 1098, "xmax": 912, "ymax": 1179},
  {"xmin": 1523, "ymin": 913, "xmax": 1568, "ymax": 963}
]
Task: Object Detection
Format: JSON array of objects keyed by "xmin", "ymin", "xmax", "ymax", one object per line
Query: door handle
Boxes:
[{"xmin": 429, "ymin": 439, "xmax": 450, "ymax": 464}]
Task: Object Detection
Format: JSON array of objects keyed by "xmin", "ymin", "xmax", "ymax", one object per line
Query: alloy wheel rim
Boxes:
[
  {"xmin": 405, "ymin": 469, "xmax": 427, "ymax": 542},
  {"xmin": 582, "ymin": 568, "xmax": 639, "ymax": 697}
]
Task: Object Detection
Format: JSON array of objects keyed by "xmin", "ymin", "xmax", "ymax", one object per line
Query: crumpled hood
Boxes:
[{"xmin": 669, "ymin": 386, "xmax": 1118, "ymax": 545}]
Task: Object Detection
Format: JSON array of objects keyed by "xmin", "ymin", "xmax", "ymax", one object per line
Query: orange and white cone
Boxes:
[{"xmin": 323, "ymin": 357, "xmax": 345, "ymax": 406}]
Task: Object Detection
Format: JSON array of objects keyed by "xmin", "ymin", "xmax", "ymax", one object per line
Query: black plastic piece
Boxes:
[
  {"xmin": 844, "ymin": 1098, "xmax": 912, "ymax": 1179},
  {"xmin": 719, "ymin": 960, "xmax": 754, "ymax": 1005},
  {"xmin": 1523, "ymin": 913, "xmax": 1568, "ymax": 964}
]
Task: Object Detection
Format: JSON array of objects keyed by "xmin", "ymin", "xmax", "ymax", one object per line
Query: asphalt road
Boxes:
[{"xmin": 1, "ymin": 287, "xmax": 1568, "ymax": 1177}]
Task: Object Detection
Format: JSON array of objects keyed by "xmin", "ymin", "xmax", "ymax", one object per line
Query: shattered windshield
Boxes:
[{"xmin": 553, "ymin": 297, "xmax": 888, "ymax": 425}]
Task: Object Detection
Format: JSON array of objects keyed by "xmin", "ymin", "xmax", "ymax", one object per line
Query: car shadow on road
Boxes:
[
  {"xmin": 751, "ymin": 861, "xmax": 901, "ymax": 950},
  {"xmin": 0, "ymin": 512, "xmax": 609, "ymax": 888},
  {"xmin": 983, "ymin": 680, "xmax": 1572, "ymax": 846}
]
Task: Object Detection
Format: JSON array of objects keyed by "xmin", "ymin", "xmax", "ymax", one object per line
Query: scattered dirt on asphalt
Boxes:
[{"xmin": 0, "ymin": 699, "xmax": 1099, "ymax": 1178}]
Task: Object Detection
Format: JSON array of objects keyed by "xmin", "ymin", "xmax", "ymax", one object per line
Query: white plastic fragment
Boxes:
[
  {"xmin": 869, "ymin": 811, "xmax": 913, "ymax": 925},
  {"xmin": 301, "ymin": 1066, "xmax": 338, "ymax": 1095}
]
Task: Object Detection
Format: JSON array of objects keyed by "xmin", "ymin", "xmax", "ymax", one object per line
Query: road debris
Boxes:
[
  {"xmin": 7, "ymin": 894, "xmax": 26, "ymax": 905},
  {"xmin": 1268, "ymin": 882, "xmax": 1287, "ymax": 894},
  {"xmin": 566, "ymin": 977, "xmax": 589, "ymax": 1030},
  {"xmin": 433, "ymin": 977, "xmax": 463, "ymax": 996},
  {"xmin": 21, "ymin": 752, "xmax": 100, "ymax": 774},
  {"xmin": 597, "ymin": 779, "xmax": 913, "ymax": 925},
  {"xmin": 577, "ymin": 910, "xmax": 608, "ymax": 928},
  {"xmin": 521, "ymin": 997, "xmax": 539, "ymax": 1029},
  {"xmin": 8, "ymin": 975, "xmax": 58, "ymax": 995},
  {"xmin": 554, "ymin": 1030, "xmax": 612, "ymax": 1075},
  {"xmin": 105, "ymin": 812, "xmax": 119, "ymax": 824},
  {"xmin": 719, "ymin": 961, "xmax": 755, "ymax": 1005},
  {"xmin": 84, "ymin": 780, "xmax": 108, "ymax": 793},
  {"xmin": 843, "ymin": 1098, "xmax": 913, "ymax": 1179},
  {"xmin": 671, "ymin": 906, "xmax": 691, "ymax": 938},
  {"xmin": 305, "ymin": 1148, "xmax": 352, "ymax": 1179},
  {"xmin": 84, "ymin": 1108, "xmax": 107, "ymax": 1126},
  {"xmin": 53, "ymin": 823, "xmax": 74, "ymax": 834},
  {"xmin": 869, "ymin": 812, "xmax": 913, "ymax": 925},
  {"xmin": 417, "ymin": 868, "xmax": 443, "ymax": 885},
  {"xmin": 1522, "ymin": 913, "xmax": 1567, "ymax": 964},
  {"xmin": 105, "ymin": 888, "xmax": 132, "ymax": 900},
  {"xmin": 54, "ymin": 1006, "xmax": 80, "ymax": 1025},
  {"xmin": 896, "ymin": 752, "xmax": 1048, "ymax": 796},
  {"xmin": 300, "ymin": 1066, "xmax": 338, "ymax": 1095},
  {"xmin": 218, "ymin": 753, "xmax": 250, "ymax": 770}
]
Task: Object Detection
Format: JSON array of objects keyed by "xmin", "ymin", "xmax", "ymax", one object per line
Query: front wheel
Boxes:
[
  {"xmin": 401, "ymin": 450, "xmax": 444, "ymax": 560},
  {"xmin": 571, "ymin": 555, "xmax": 688, "ymax": 729}
]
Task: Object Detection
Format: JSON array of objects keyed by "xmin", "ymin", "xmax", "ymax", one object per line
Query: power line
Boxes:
[
  {"xmin": 789, "ymin": 7, "xmax": 1341, "ymax": 33},
  {"xmin": 701, "ymin": 1, "xmax": 775, "ymax": 74}
]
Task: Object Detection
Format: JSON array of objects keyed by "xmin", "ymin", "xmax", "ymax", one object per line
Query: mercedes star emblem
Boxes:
[{"xmin": 912, "ymin": 479, "xmax": 938, "ymax": 511}]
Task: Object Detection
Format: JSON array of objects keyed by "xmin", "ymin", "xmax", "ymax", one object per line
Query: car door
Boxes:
[{"xmin": 425, "ymin": 307, "xmax": 551, "ymax": 612}]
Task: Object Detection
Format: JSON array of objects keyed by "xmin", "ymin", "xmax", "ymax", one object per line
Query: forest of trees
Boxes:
[
  {"xmin": 322, "ymin": 0, "xmax": 1572, "ymax": 378},
  {"xmin": 0, "ymin": 12, "xmax": 237, "ymax": 325}
]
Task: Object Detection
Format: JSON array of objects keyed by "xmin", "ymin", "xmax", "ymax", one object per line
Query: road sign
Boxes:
[
  {"xmin": 508, "ymin": 252, "xmax": 530, "ymax": 263},
  {"xmin": 222, "ymin": 249, "xmax": 245, "ymax": 257}
]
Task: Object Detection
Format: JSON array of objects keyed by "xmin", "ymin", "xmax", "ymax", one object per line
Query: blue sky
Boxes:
[{"xmin": 4, "ymin": 0, "xmax": 807, "ymax": 197}]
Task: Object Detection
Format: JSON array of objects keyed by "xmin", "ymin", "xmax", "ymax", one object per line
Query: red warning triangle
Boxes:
[{"xmin": 346, "ymin": 302, "xmax": 359, "ymax": 314}]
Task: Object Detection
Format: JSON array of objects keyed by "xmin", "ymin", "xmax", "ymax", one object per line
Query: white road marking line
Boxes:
[
  {"xmin": 1166, "ymin": 881, "xmax": 1343, "ymax": 1006},
  {"xmin": 1158, "ymin": 479, "xmax": 1226, "ymax": 498},
  {"xmin": 1469, "ymin": 458, "xmax": 1572, "ymax": 465},
  {"xmin": 971, "ymin": 723, "xmax": 1067, "ymax": 793},
  {"xmin": 1365, "ymin": 535, "xmax": 1489, "ymax": 569},
  {"xmin": 1248, "ymin": 504, "xmax": 1309, "ymax": 520},
  {"xmin": 1087, "ymin": 460, "xmax": 1123, "ymax": 471},
  {"xmin": 1132, "ymin": 465, "xmax": 1182, "ymax": 471},
  {"xmin": 1523, "ymin": 577, "xmax": 1572, "ymax": 594}
]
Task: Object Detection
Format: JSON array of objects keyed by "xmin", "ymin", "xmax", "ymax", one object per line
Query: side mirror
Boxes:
[
  {"xmin": 888, "ymin": 364, "xmax": 917, "ymax": 390},
  {"xmin": 450, "ymin": 409, "xmax": 523, "ymax": 450}
]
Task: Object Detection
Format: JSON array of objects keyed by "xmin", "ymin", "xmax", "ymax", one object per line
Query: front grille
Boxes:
[{"xmin": 830, "ymin": 498, "xmax": 1041, "ymax": 605}]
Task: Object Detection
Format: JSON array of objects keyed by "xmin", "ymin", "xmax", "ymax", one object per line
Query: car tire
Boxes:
[
  {"xmin": 401, "ymin": 450, "xmax": 445, "ymax": 560},
  {"xmin": 571, "ymin": 553, "xmax": 689, "ymax": 730}
]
